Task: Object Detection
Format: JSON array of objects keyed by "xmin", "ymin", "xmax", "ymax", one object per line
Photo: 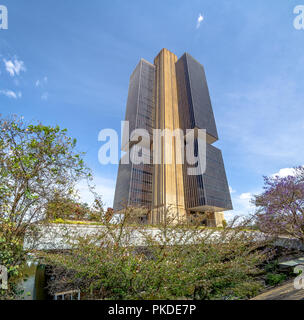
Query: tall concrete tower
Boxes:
[
  {"xmin": 151, "ymin": 49, "xmax": 186, "ymax": 224},
  {"xmin": 113, "ymin": 49, "xmax": 232, "ymax": 227}
]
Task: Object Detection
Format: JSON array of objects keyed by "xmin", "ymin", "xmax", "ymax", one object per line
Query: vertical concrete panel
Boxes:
[{"xmin": 152, "ymin": 49, "xmax": 186, "ymax": 223}]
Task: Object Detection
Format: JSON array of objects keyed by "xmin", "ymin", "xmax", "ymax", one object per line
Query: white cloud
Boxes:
[
  {"xmin": 196, "ymin": 13, "xmax": 204, "ymax": 29},
  {"xmin": 0, "ymin": 89, "xmax": 22, "ymax": 99},
  {"xmin": 3, "ymin": 58, "xmax": 26, "ymax": 77},
  {"xmin": 225, "ymin": 191, "xmax": 257, "ymax": 222},
  {"xmin": 239, "ymin": 192, "xmax": 252, "ymax": 200},
  {"xmin": 76, "ymin": 176, "xmax": 116, "ymax": 208},
  {"xmin": 229, "ymin": 186, "xmax": 236, "ymax": 194},
  {"xmin": 41, "ymin": 92, "xmax": 49, "ymax": 101},
  {"xmin": 271, "ymin": 167, "xmax": 296, "ymax": 178}
]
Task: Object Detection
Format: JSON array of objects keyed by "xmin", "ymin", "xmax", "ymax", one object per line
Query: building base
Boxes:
[
  {"xmin": 187, "ymin": 211, "xmax": 226, "ymax": 228},
  {"xmin": 149, "ymin": 205, "xmax": 187, "ymax": 225},
  {"xmin": 206, "ymin": 212, "xmax": 225, "ymax": 228}
]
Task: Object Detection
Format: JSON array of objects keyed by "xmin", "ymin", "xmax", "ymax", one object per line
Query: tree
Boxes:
[
  {"xmin": 254, "ymin": 166, "xmax": 304, "ymax": 242},
  {"xmin": 0, "ymin": 115, "xmax": 89, "ymax": 298},
  {"xmin": 45, "ymin": 195, "xmax": 89, "ymax": 221}
]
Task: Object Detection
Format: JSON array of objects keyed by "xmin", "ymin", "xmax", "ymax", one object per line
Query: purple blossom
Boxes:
[{"xmin": 254, "ymin": 166, "xmax": 304, "ymax": 241}]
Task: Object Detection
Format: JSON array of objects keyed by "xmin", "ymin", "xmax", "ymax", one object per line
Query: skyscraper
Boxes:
[{"xmin": 113, "ymin": 49, "xmax": 232, "ymax": 227}]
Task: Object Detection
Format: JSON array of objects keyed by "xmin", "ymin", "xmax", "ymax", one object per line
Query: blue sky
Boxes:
[{"xmin": 1, "ymin": 0, "xmax": 304, "ymax": 219}]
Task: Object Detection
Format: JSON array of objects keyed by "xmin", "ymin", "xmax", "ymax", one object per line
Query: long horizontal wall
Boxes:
[{"xmin": 24, "ymin": 224, "xmax": 304, "ymax": 251}]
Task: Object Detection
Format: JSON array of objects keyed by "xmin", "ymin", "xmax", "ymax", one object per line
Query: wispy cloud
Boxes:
[
  {"xmin": 35, "ymin": 76, "xmax": 49, "ymax": 100},
  {"xmin": 3, "ymin": 58, "xmax": 26, "ymax": 77},
  {"xmin": 0, "ymin": 89, "xmax": 22, "ymax": 99},
  {"xmin": 41, "ymin": 92, "xmax": 49, "ymax": 101},
  {"xmin": 35, "ymin": 76, "xmax": 48, "ymax": 87},
  {"xmin": 196, "ymin": 13, "xmax": 204, "ymax": 29},
  {"xmin": 218, "ymin": 76, "xmax": 304, "ymax": 171}
]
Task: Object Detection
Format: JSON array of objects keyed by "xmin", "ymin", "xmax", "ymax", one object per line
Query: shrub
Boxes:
[
  {"xmin": 222, "ymin": 219, "xmax": 228, "ymax": 228},
  {"xmin": 265, "ymin": 273, "xmax": 287, "ymax": 286},
  {"xmin": 40, "ymin": 210, "xmax": 272, "ymax": 300}
]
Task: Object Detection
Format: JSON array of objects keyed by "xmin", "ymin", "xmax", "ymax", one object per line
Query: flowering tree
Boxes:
[{"xmin": 254, "ymin": 167, "xmax": 304, "ymax": 241}]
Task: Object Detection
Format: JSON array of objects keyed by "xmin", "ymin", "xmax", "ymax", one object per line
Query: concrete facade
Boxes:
[
  {"xmin": 151, "ymin": 49, "xmax": 186, "ymax": 224},
  {"xmin": 113, "ymin": 49, "xmax": 232, "ymax": 227}
]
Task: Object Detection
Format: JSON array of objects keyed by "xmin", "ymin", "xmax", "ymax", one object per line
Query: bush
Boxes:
[
  {"xmin": 265, "ymin": 273, "xmax": 287, "ymax": 286},
  {"xmin": 40, "ymin": 210, "xmax": 272, "ymax": 300},
  {"xmin": 0, "ymin": 221, "xmax": 26, "ymax": 299},
  {"xmin": 222, "ymin": 219, "xmax": 228, "ymax": 228}
]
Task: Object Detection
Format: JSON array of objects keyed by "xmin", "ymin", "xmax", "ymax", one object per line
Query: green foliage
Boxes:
[
  {"xmin": 0, "ymin": 115, "xmax": 89, "ymax": 227},
  {"xmin": 222, "ymin": 219, "xmax": 228, "ymax": 228},
  {"xmin": 0, "ymin": 220, "xmax": 26, "ymax": 299},
  {"xmin": 265, "ymin": 273, "xmax": 287, "ymax": 286},
  {"xmin": 264, "ymin": 260, "xmax": 279, "ymax": 273},
  {"xmin": 51, "ymin": 219, "xmax": 103, "ymax": 226},
  {"xmin": 264, "ymin": 258, "xmax": 292, "ymax": 287},
  {"xmin": 41, "ymin": 211, "xmax": 271, "ymax": 300},
  {"xmin": 223, "ymin": 281, "xmax": 262, "ymax": 300},
  {"xmin": 45, "ymin": 195, "xmax": 90, "ymax": 221}
]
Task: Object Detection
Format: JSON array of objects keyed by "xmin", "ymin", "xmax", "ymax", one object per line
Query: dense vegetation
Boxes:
[{"xmin": 40, "ymin": 212, "xmax": 272, "ymax": 300}]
